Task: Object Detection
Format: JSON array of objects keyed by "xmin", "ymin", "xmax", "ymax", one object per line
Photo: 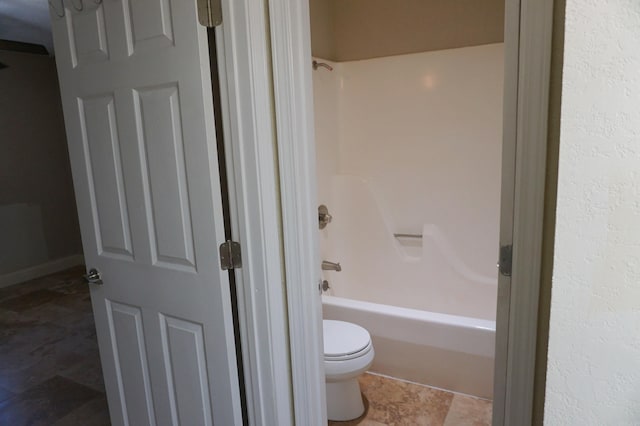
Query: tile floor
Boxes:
[
  {"xmin": 328, "ymin": 373, "xmax": 492, "ymax": 426},
  {"xmin": 0, "ymin": 266, "xmax": 111, "ymax": 425},
  {"xmin": 0, "ymin": 267, "xmax": 491, "ymax": 426}
]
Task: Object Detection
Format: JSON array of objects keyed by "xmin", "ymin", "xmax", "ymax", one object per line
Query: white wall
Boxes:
[
  {"xmin": 0, "ymin": 51, "xmax": 83, "ymax": 282},
  {"xmin": 314, "ymin": 44, "xmax": 503, "ymax": 320},
  {"xmin": 545, "ymin": 1, "xmax": 640, "ymax": 424}
]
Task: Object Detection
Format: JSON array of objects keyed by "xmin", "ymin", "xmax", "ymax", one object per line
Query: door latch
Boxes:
[{"xmin": 498, "ymin": 244, "xmax": 512, "ymax": 277}]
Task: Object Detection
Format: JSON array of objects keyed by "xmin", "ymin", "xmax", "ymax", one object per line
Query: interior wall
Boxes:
[
  {"xmin": 545, "ymin": 0, "xmax": 640, "ymax": 423},
  {"xmin": 309, "ymin": 0, "xmax": 504, "ymax": 62},
  {"xmin": 309, "ymin": 0, "xmax": 335, "ymax": 61},
  {"xmin": 313, "ymin": 43, "xmax": 504, "ymax": 319},
  {"xmin": 0, "ymin": 50, "xmax": 82, "ymax": 276}
]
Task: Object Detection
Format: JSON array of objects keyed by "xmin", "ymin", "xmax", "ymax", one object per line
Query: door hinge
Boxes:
[
  {"xmin": 498, "ymin": 244, "xmax": 512, "ymax": 277},
  {"xmin": 197, "ymin": 0, "xmax": 222, "ymax": 27},
  {"xmin": 219, "ymin": 240, "xmax": 241, "ymax": 270}
]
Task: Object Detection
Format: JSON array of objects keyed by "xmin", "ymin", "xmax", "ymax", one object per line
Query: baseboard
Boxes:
[{"xmin": 0, "ymin": 255, "xmax": 85, "ymax": 289}]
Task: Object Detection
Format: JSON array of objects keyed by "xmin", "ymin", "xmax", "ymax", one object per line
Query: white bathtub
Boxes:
[{"xmin": 322, "ymin": 295, "xmax": 495, "ymax": 399}]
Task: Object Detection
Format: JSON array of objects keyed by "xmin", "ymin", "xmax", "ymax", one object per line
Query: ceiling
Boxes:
[{"xmin": 0, "ymin": 0, "xmax": 54, "ymax": 54}]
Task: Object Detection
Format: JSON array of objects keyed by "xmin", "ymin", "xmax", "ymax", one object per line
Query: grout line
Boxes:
[{"xmin": 364, "ymin": 371, "xmax": 494, "ymax": 402}]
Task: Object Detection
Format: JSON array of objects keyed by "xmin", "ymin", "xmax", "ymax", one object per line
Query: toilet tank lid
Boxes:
[{"xmin": 323, "ymin": 320, "xmax": 371, "ymax": 357}]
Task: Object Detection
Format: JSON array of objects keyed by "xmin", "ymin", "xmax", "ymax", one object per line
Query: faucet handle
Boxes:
[{"xmin": 318, "ymin": 205, "xmax": 332, "ymax": 229}]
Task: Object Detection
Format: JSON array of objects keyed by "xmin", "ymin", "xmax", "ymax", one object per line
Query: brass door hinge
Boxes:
[
  {"xmin": 197, "ymin": 0, "xmax": 222, "ymax": 27},
  {"xmin": 219, "ymin": 240, "xmax": 241, "ymax": 270}
]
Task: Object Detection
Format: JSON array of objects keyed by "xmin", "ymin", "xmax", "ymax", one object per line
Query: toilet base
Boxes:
[{"xmin": 326, "ymin": 378, "xmax": 365, "ymax": 421}]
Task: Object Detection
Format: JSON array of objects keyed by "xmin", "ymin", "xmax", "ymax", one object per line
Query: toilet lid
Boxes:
[{"xmin": 323, "ymin": 320, "xmax": 371, "ymax": 358}]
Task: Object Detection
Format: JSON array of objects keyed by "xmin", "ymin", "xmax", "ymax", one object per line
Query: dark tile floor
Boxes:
[{"xmin": 0, "ymin": 266, "xmax": 111, "ymax": 426}]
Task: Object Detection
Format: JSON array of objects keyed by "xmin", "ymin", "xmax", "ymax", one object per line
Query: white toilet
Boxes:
[{"xmin": 323, "ymin": 320, "xmax": 375, "ymax": 421}]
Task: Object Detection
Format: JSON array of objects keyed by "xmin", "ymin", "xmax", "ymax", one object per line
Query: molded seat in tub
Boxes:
[{"xmin": 323, "ymin": 320, "xmax": 375, "ymax": 421}]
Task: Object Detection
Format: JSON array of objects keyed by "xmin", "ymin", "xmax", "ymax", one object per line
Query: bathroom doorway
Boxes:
[
  {"xmin": 268, "ymin": 0, "xmax": 555, "ymax": 424},
  {"xmin": 311, "ymin": 1, "xmax": 502, "ymax": 423}
]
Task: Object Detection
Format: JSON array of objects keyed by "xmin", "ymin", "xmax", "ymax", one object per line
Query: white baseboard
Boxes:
[{"xmin": 0, "ymin": 255, "xmax": 85, "ymax": 289}]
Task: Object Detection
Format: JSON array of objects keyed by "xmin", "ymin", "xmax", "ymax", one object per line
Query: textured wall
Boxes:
[
  {"xmin": 0, "ymin": 51, "xmax": 83, "ymax": 275},
  {"xmin": 545, "ymin": 0, "xmax": 640, "ymax": 423}
]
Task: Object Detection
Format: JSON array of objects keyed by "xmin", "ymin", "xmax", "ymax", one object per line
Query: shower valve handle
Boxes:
[{"xmin": 318, "ymin": 205, "xmax": 333, "ymax": 229}]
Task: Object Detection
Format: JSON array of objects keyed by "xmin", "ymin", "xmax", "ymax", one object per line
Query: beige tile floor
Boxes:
[{"xmin": 329, "ymin": 373, "xmax": 492, "ymax": 426}]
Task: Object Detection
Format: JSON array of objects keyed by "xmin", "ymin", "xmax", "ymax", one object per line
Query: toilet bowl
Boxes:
[{"xmin": 324, "ymin": 320, "xmax": 375, "ymax": 421}]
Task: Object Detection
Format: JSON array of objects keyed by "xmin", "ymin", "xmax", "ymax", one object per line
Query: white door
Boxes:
[{"xmin": 49, "ymin": 1, "xmax": 243, "ymax": 425}]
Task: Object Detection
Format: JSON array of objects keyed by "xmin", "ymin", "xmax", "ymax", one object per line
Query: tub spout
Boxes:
[{"xmin": 322, "ymin": 261, "xmax": 342, "ymax": 272}]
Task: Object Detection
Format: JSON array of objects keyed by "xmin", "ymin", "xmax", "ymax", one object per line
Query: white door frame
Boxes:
[
  {"xmin": 213, "ymin": 0, "xmax": 295, "ymax": 424},
  {"xmin": 267, "ymin": 0, "xmax": 327, "ymax": 424},
  {"xmin": 265, "ymin": 0, "xmax": 555, "ymax": 425}
]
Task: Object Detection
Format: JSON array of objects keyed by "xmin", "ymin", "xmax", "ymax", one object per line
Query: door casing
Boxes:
[
  {"xmin": 212, "ymin": 0, "xmax": 296, "ymax": 424},
  {"xmin": 266, "ymin": 0, "xmax": 556, "ymax": 424},
  {"xmin": 492, "ymin": 0, "xmax": 555, "ymax": 424}
]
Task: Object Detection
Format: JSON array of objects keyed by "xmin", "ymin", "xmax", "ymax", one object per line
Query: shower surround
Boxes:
[{"xmin": 314, "ymin": 43, "xmax": 504, "ymax": 397}]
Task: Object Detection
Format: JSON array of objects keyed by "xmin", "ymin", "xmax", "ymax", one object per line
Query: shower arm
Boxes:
[{"xmin": 312, "ymin": 60, "xmax": 333, "ymax": 71}]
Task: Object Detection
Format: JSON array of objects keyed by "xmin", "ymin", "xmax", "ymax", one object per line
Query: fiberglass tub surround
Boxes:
[{"xmin": 314, "ymin": 43, "xmax": 504, "ymax": 398}]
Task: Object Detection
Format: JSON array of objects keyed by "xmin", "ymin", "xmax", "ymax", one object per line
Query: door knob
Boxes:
[{"xmin": 84, "ymin": 268, "xmax": 103, "ymax": 285}]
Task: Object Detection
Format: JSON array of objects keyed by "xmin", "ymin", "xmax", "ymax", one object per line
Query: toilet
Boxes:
[{"xmin": 323, "ymin": 320, "xmax": 375, "ymax": 421}]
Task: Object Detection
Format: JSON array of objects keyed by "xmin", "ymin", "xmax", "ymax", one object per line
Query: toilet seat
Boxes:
[
  {"xmin": 325, "ymin": 341, "xmax": 373, "ymax": 361},
  {"xmin": 323, "ymin": 320, "xmax": 371, "ymax": 360}
]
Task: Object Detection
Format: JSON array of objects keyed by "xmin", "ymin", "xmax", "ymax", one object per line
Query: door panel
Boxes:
[
  {"xmin": 107, "ymin": 301, "xmax": 156, "ymax": 426},
  {"xmin": 133, "ymin": 84, "xmax": 196, "ymax": 270},
  {"xmin": 50, "ymin": 0, "xmax": 243, "ymax": 425},
  {"xmin": 125, "ymin": 0, "xmax": 174, "ymax": 49},
  {"xmin": 79, "ymin": 94, "xmax": 134, "ymax": 259},
  {"xmin": 160, "ymin": 315, "xmax": 213, "ymax": 426},
  {"xmin": 67, "ymin": 7, "xmax": 109, "ymax": 66}
]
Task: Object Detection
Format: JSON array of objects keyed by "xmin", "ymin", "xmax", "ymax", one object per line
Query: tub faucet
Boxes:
[{"xmin": 321, "ymin": 260, "xmax": 342, "ymax": 272}]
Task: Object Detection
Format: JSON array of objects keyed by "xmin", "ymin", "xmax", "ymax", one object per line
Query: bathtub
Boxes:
[{"xmin": 322, "ymin": 295, "xmax": 495, "ymax": 399}]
